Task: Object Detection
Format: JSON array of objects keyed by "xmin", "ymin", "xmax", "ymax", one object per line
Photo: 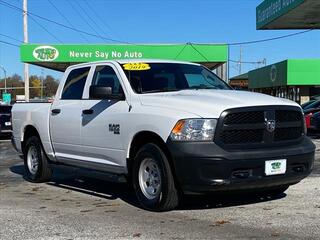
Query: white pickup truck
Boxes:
[{"xmin": 12, "ymin": 60, "xmax": 315, "ymax": 211}]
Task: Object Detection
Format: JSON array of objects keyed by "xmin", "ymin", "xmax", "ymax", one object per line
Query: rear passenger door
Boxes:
[
  {"xmin": 50, "ymin": 66, "xmax": 91, "ymax": 161},
  {"xmin": 80, "ymin": 64, "xmax": 128, "ymax": 171}
]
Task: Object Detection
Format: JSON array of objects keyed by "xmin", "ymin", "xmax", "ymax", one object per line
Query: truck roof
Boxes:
[{"xmin": 67, "ymin": 59, "xmax": 200, "ymax": 71}]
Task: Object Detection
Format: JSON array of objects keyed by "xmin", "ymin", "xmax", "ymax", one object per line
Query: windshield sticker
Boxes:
[{"xmin": 123, "ymin": 63, "xmax": 150, "ymax": 71}]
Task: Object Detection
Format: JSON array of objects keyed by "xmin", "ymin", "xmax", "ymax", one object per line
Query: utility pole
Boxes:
[
  {"xmin": 23, "ymin": 0, "xmax": 29, "ymax": 102},
  {"xmin": 41, "ymin": 68, "xmax": 44, "ymax": 99},
  {"xmin": 0, "ymin": 65, "xmax": 6, "ymax": 93},
  {"xmin": 238, "ymin": 45, "xmax": 242, "ymax": 75}
]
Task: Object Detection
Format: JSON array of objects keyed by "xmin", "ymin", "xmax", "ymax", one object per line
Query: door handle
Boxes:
[
  {"xmin": 82, "ymin": 109, "xmax": 94, "ymax": 115},
  {"xmin": 51, "ymin": 109, "xmax": 61, "ymax": 114}
]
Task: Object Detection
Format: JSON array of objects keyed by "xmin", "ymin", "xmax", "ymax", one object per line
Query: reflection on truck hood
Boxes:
[{"xmin": 139, "ymin": 89, "xmax": 300, "ymax": 118}]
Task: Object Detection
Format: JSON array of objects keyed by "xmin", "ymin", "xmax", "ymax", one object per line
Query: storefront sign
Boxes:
[
  {"xmin": 256, "ymin": 0, "xmax": 305, "ymax": 29},
  {"xmin": 21, "ymin": 44, "xmax": 228, "ymax": 63},
  {"xmin": 33, "ymin": 46, "xmax": 59, "ymax": 61},
  {"xmin": 2, "ymin": 93, "xmax": 11, "ymax": 104}
]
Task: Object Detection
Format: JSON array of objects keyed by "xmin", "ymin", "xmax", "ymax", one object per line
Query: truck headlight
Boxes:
[{"xmin": 170, "ymin": 119, "xmax": 217, "ymax": 141}]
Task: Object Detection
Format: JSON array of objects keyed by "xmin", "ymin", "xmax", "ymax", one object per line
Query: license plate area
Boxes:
[
  {"xmin": 265, "ymin": 159, "xmax": 286, "ymax": 176},
  {"xmin": 5, "ymin": 122, "xmax": 11, "ymax": 126}
]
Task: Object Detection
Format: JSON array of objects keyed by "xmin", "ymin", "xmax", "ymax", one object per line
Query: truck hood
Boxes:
[{"xmin": 139, "ymin": 90, "xmax": 300, "ymax": 118}]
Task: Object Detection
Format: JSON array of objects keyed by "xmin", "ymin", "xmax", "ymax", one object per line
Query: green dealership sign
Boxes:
[
  {"xmin": 248, "ymin": 59, "xmax": 320, "ymax": 88},
  {"xmin": 256, "ymin": 0, "xmax": 305, "ymax": 29},
  {"xmin": 2, "ymin": 93, "xmax": 11, "ymax": 104},
  {"xmin": 21, "ymin": 44, "xmax": 228, "ymax": 64}
]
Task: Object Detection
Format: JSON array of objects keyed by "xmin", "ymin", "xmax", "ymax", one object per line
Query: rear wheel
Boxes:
[
  {"xmin": 24, "ymin": 136, "xmax": 52, "ymax": 183},
  {"xmin": 132, "ymin": 143, "xmax": 179, "ymax": 211}
]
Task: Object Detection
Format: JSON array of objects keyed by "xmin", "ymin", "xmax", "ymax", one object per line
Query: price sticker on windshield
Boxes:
[{"xmin": 123, "ymin": 63, "xmax": 151, "ymax": 71}]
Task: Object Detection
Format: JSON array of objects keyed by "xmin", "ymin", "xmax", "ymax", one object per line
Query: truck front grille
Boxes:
[{"xmin": 215, "ymin": 106, "xmax": 304, "ymax": 149}]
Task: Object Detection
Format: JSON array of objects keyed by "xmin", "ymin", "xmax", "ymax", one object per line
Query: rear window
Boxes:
[{"xmin": 61, "ymin": 67, "xmax": 90, "ymax": 99}]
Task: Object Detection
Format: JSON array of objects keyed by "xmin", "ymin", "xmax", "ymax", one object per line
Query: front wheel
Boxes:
[
  {"xmin": 132, "ymin": 143, "xmax": 179, "ymax": 211},
  {"xmin": 24, "ymin": 136, "xmax": 52, "ymax": 183}
]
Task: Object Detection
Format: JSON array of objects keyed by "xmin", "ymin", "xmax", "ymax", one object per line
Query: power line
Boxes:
[
  {"xmin": 29, "ymin": 15, "xmax": 63, "ymax": 43},
  {"xmin": 75, "ymin": 1, "xmax": 110, "ymax": 38},
  {"xmin": 47, "ymin": 0, "xmax": 89, "ymax": 43},
  {"xmin": 67, "ymin": 1, "xmax": 105, "ymax": 41},
  {"xmin": 0, "ymin": 33, "xmax": 22, "ymax": 43},
  {"xmin": 229, "ymin": 59, "xmax": 265, "ymax": 64},
  {"xmin": 189, "ymin": 43, "xmax": 210, "ymax": 62},
  {"xmin": 83, "ymin": 1, "xmax": 120, "ymax": 40},
  {"xmin": 0, "ymin": 40, "xmax": 19, "ymax": 48},
  {"xmin": 0, "ymin": 0, "xmax": 129, "ymax": 44},
  {"xmin": 0, "ymin": 0, "xmax": 314, "ymax": 47},
  {"xmin": 174, "ymin": 44, "xmax": 188, "ymax": 60},
  {"xmin": 228, "ymin": 29, "xmax": 314, "ymax": 46}
]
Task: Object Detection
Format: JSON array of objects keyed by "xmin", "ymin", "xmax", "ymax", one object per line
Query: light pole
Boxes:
[
  {"xmin": 23, "ymin": 0, "xmax": 29, "ymax": 102},
  {"xmin": 0, "ymin": 65, "xmax": 7, "ymax": 93}
]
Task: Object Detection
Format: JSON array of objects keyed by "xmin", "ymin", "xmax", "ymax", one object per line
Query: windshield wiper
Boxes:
[
  {"xmin": 142, "ymin": 88, "xmax": 181, "ymax": 94},
  {"xmin": 188, "ymin": 85, "xmax": 216, "ymax": 90}
]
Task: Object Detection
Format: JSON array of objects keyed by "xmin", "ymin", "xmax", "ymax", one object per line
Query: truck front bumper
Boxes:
[{"xmin": 167, "ymin": 138, "xmax": 315, "ymax": 194}]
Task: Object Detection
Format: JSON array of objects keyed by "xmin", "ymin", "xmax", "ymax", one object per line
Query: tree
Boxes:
[
  {"xmin": 43, "ymin": 75, "xmax": 59, "ymax": 98},
  {"xmin": 30, "ymin": 75, "xmax": 41, "ymax": 98},
  {"xmin": 1, "ymin": 73, "xmax": 59, "ymax": 101},
  {"xmin": 0, "ymin": 74, "xmax": 24, "ymax": 100}
]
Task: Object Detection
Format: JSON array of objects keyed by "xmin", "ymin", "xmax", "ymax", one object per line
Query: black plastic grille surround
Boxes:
[{"xmin": 215, "ymin": 106, "xmax": 304, "ymax": 149}]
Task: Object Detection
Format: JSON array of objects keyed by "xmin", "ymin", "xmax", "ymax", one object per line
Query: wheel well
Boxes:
[
  {"xmin": 22, "ymin": 125, "xmax": 40, "ymax": 154},
  {"xmin": 127, "ymin": 131, "xmax": 174, "ymax": 177}
]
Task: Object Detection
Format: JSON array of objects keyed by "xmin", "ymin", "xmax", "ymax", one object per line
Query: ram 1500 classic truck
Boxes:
[{"xmin": 12, "ymin": 60, "xmax": 315, "ymax": 211}]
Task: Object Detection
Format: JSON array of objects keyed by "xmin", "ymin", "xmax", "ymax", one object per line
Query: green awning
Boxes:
[
  {"xmin": 248, "ymin": 59, "xmax": 320, "ymax": 88},
  {"xmin": 20, "ymin": 43, "xmax": 228, "ymax": 72},
  {"xmin": 230, "ymin": 73, "xmax": 249, "ymax": 80},
  {"xmin": 256, "ymin": 0, "xmax": 320, "ymax": 29}
]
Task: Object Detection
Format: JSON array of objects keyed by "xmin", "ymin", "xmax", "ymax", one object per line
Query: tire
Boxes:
[
  {"xmin": 132, "ymin": 143, "xmax": 179, "ymax": 211},
  {"xmin": 24, "ymin": 135, "xmax": 52, "ymax": 183}
]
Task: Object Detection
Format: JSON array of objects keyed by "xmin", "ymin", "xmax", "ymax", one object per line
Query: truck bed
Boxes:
[{"xmin": 12, "ymin": 102, "xmax": 55, "ymax": 160}]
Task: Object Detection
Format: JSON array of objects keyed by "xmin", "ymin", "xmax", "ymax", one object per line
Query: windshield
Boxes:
[{"xmin": 121, "ymin": 63, "xmax": 231, "ymax": 93}]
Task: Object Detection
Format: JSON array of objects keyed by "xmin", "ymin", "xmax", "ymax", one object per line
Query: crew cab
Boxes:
[{"xmin": 12, "ymin": 60, "xmax": 315, "ymax": 211}]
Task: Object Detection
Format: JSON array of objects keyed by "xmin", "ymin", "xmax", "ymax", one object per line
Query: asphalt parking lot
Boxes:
[{"xmin": 0, "ymin": 135, "xmax": 320, "ymax": 240}]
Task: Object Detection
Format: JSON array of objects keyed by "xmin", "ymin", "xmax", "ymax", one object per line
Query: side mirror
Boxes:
[{"xmin": 89, "ymin": 85, "xmax": 125, "ymax": 100}]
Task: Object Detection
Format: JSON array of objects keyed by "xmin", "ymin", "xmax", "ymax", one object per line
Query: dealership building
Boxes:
[
  {"xmin": 230, "ymin": 0, "xmax": 320, "ymax": 104},
  {"xmin": 230, "ymin": 59, "xmax": 320, "ymax": 104}
]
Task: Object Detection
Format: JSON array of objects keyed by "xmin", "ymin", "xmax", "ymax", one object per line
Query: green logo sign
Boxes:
[
  {"xmin": 270, "ymin": 65, "xmax": 277, "ymax": 82},
  {"xmin": 32, "ymin": 46, "xmax": 59, "ymax": 61},
  {"xmin": 256, "ymin": 0, "xmax": 305, "ymax": 29},
  {"xmin": 271, "ymin": 162, "xmax": 281, "ymax": 170},
  {"xmin": 2, "ymin": 93, "xmax": 11, "ymax": 104}
]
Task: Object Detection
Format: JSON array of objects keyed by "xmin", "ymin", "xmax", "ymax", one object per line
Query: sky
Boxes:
[{"xmin": 0, "ymin": 0, "xmax": 319, "ymax": 81}]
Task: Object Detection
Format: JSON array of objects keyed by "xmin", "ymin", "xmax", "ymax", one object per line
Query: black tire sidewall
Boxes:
[
  {"xmin": 24, "ymin": 136, "xmax": 44, "ymax": 182},
  {"xmin": 133, "ymin": 144, "xmax": 172, "ymax": 211}
]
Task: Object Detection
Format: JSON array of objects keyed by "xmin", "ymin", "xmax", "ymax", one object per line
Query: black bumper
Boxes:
[{"xmin": 167, "ymin": 138, "xmax": 315, "ymax": 194}]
